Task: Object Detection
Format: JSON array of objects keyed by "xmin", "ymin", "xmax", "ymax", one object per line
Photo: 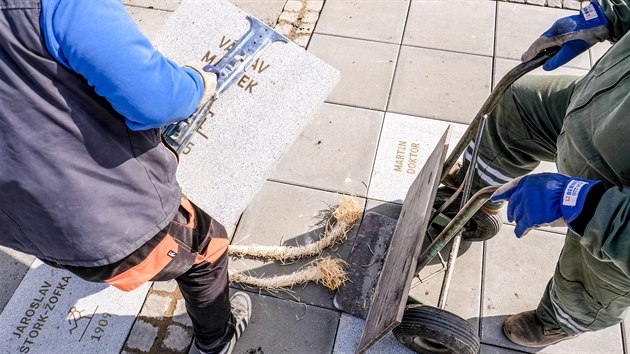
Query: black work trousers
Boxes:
[{"xmin": 48, "ymin": 197, "xmax": 233, "ymax": 350}]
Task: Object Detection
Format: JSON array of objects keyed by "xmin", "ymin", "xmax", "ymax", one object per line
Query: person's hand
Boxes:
[
  {"xmin": 521, "ymin": 0, "xmax": 609, "ymax": 71},
  {"xmin": 491, "ymin": 173, "xmax": 602, "ymax": 237},
  {"xmin": 184, "ymin": 62, "xmax": 218, "ymax": 109}
]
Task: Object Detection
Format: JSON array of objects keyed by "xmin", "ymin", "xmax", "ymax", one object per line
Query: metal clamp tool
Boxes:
[{"xmin": 162, "ymin": 16, "xmax": 288, "ymax": 155}]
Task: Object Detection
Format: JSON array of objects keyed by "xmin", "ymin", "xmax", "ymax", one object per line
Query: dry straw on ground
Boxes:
[
  {"xmin": 228, "ymin": 196, "xmax": 362, "ymax": 291},
  {"xmin": 228, "ymin": 196, "xmax": 362, "ymax": 262},
  {"xmin": 229, "ymin": 257, "xmax": 348, "ymax": 291}
]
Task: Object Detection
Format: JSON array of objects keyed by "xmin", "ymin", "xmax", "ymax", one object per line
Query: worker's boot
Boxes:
[
  {"xmin": 434, "ymin": 163, "xmax": 504, "ymax": 241},
  {"xmin": 189, "ymin": 291, "xmax": 252, "ymax": 354},
  {"xmin": 503, "ymin": 310, "xmax": 575, "ymax": 347}
]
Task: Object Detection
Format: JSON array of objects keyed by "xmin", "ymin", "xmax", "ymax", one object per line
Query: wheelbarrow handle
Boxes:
[
  {"xmin": 416, "ymin": 185, "xmax": 500, "ymax": 273},
  {"xmin": 440, "ymin": 47, "xmax": 561, "ymax": 182}
]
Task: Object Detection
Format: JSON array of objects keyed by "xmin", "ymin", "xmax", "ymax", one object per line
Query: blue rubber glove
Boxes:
[
  {"xmin": 491, "ymin": 173, "xmax": 602, "ymax": 238},
  {"xmin": 521, "ymin": 0, "xmax": 609, "ymax": 71}
]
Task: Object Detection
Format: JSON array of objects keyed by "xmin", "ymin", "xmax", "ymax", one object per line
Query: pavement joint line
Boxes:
[{"xmin": 265, "ymin": 178, "xmax": 370, "ymax": 199}]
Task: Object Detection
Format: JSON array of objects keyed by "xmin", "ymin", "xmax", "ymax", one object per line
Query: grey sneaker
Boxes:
[{"xmin": 189, "ymin": 291, "xmax": 252, "ymax": 354}]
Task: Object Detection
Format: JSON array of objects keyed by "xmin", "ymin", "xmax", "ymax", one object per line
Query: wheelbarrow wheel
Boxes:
[
  {"xmin": 393, "ymin": 305, "xmax": 480, "ymax": 354},
  {"xmin": 434, "ymin": 189, "xmax": 502, "ymax": 242}
]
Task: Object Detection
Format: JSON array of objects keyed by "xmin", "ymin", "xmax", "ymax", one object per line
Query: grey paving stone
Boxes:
[
  {"xmin": 270, "ymin": 103, "xmax": 384, "ymax": 197},
  {"xmin": 126, "ymin": 319, "xmax": 159, "ymax": 352},
  {"xmin": 315, "ymin": 0, "xmax": 409, "ymax": 43},
  {"xmin": 230, "ymin": 0, "xmax": 288, "ymax": 26},
  {"xmin": 139, "ymin": 293, "xmax": 172, "ymax": 319},
  {"xmin": 410, "ymin": 239, "xmax": 483, "ymax": 331},
  {"xmin": 404, "ymin": 0, "xmax": 496, "ymax": 56},
  {"xmin": 230, "ymin": 181, "xmax": 363, "ymax": 309},
  {"xmin": 368, "ymin": 113, "xmax": 467, "ymax": 203},
  {"xmin": 162, "ymin": 324, "xmax": 192, "ymax": 351},
  {"xmin": 231, "ymin": 289, "xmax": 339, "ymax": 354},
  {"xmin": 151, "ymin": 279, "xmax": 179, "ymax": 293},
  {"xmin": 481, "ymin": 225, "xmax": 624, "ymax": 353},
  {"xmin": 154, "ymin": 0, "xmax": 340, "ymax": 228},
  {"xmin": 495, "ymin": 2, "xmax": 590, "ymax": 69},
  {"xmin": 333, "ymin": 313, "xmax": 414, "ymax": 354},
  {"xmin": 0, "ymin": 260, "xmax": 150, "ymax": 354},
  {"xmin": 388, "ymin": 46, "xmax": 492, "ymax": 123},
  {"xmin": 0, "ymin": 246, "xmax": 34, "ymax": 314},
  {"xmin": 125, "ymin": 5, "xmax": 172, "ymax": 40},
  {"xmin": 308, "ymin": 34, "xmax": 399, "ymax": 111},
  {"xmin": 172, "ymin": 298, "xmax": 193, "ymax": 328}
]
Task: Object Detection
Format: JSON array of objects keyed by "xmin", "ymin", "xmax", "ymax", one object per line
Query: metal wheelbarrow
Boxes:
[{"xmin": 333, "ymin": 48, "xmax": 560, "ymax": 354}]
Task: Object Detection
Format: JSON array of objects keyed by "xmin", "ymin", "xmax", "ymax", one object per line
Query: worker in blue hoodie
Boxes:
[{"xmin": 0, "ymin": 1, "xmax": 249, "ymax": 353}]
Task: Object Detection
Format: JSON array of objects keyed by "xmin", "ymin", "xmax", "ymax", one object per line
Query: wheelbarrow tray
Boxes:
[{"xmin": 333, "ymin": 128, "xmax": 451, "ymax": 354}]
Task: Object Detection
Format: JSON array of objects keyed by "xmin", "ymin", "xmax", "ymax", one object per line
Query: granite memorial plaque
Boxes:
[
  {"xmin": 368, "ymin": 113, "xmax": 466, "ymax": 204},
  {"xmin": 154, "ymin": 0, "xmax": 340, "ymax": 227},
  {"xmin": 0, "ymin": 260, "xmax": 150, "ymax": 354}
]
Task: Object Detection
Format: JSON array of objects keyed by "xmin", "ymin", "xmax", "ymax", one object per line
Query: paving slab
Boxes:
[
  {"xmin": 388, "ymin": 46, "xmax": 492, "ymax": 123},
  {"xmin": 481, "ymin": 225, "xmax": 624, "ymax": 353},
  {"xmin": 404, "ymin": 0, "xmax": 496, "ymax": 56},
  {"xmin": 0, "ymin": 246, "xmax": 34, "ymax": 314},
  {"xmin": 307, "ymin": 34, "xmax": 399, "ymax": 111},
  {"xmin": 0, "ymin": 260, "xmax": 150, "ymax": 354},
  {"xmin": 315, "ymin": 0, "xmax": 409, "ymax": 44},
  {"xmin": 410, "ymin": 239, "xmax": 483, "ymax": 331},
  {"xmin": 230, "ymin": 0, "xmax": 289, "ymax": 26},
  {"xmin": 495, "ymin": 2, "xmax": 590, "ymax": 69},
  {"xmin": 232, "ymin": 289, "xmax": 339, "ymax": 354},
  {"xmin": 154, "ymin": 0, "xmax": 339, "ymax": 228},
  {"xmin": 125, "ymin": 5, "xmax": 172, "ymax": 40},
  {"xmin": 270, "ymin": 103, "xmax": 384, "ymax": 197},
  {"xmin": 333, "ymin": 313, "xmax": 415, "ymax": 354},
  {"xmin": 368, "ymin": 113, "xmax": 467, "ymax": 203},
  {"xmin": 230, "ymin": 181, "xmax": 363, "ymax": 309}
]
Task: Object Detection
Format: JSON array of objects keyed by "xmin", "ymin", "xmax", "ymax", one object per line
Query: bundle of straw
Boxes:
[
  {"xmin": 228, "ymin": 197, "xmax": 362, "ymax": 262},
  {"xmin": 228, "ymin": 257, "xmax": 348, "ymax": 291}
]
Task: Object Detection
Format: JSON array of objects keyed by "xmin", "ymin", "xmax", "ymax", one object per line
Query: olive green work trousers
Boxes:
[{"xmin": 466, "ymin": 74, "xmax": 630, "ymax": 335}]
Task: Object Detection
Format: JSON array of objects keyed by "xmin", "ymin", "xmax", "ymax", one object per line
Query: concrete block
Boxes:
[
  {"xmin": 388, "ymin": 46, "xmax": 492, "ymax": 123},
  {"xmin": 172, "ymin": 298, "xmax": 193, "ymax": 327},
  {"xmin": 162, "ymin": 324, "xmax": 192, "ymax": 351},
  {"xmin": 404, "ymin": 0, "xmax": 496, "ymax": 56},
  {"xmin": 151, "ymin": 279, "xmax": 179, "ymax": 293},
  {"xmin": 315, "ymin": 0, "xmax": 408, "ymax": 43},
  {"xmin": 308, "ymin": 34, "xmax": 397, "ymax": 111},
  {"xmin": 0, "ymin": 246, "xmax": 34, "ymax": 314},
  {"xmin": 0, "ymin": 260, "xmax": 150, "ymax": 353},
  {"xmin": 126, "ymin": 319, "xmax": 159, "ymax": 352},
  {"xmin": 270, "ymin": 103, "xmax": 383, "ymax": 197},
  {"xmin": 125, "ymin": 6, "xmax": 172, "ymax": 41},
  {"xmin": 154, "ymin": 0, "xmax": 339, "ymax": 228},
  {"xmin": 139, "ymin": 293, "xmax": 172, "ymax": 319}
]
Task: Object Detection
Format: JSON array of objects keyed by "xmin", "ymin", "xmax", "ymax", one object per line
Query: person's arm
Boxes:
[
  {"xmin": 40, "ymin": 0, "xmax": 207, "ymax": 131},
  {"xmin": 598, "ymin": 0, "xmax": 630, "ymax": 42}
]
